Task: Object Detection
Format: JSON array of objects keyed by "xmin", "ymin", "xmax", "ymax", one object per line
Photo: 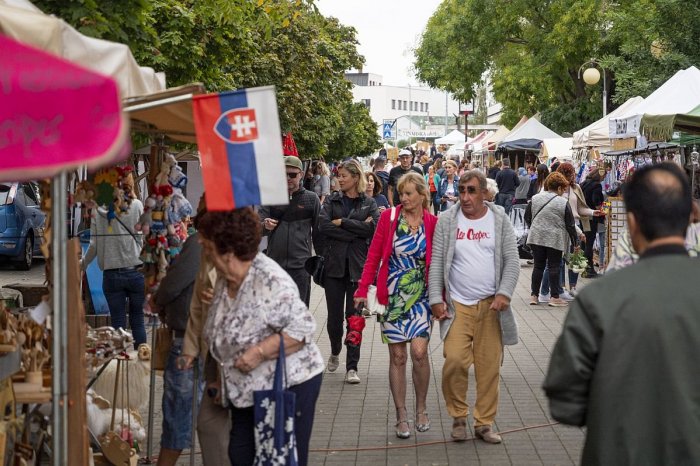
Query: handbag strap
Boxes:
[
  {"xmin": 273, "ymin": 334, "xmax": 287, "ymax": 391},
  {"xmin": 532, "ymin": 195, "xmax": 557, "ymax": 223}
]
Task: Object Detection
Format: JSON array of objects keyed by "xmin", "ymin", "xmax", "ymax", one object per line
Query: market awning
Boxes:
[
  {"xmin": 497, "ymin": 138, "xmax": 543, "ymax": 151},
  {"xmin": 124, "ymin": 83, "xmax": 206, "ymax": 144},
  {"xmin": 602, "ymin": 142, "xmax": 679, "ymax": 157},
  {"xmin": 0, "ymin": 0, "xmax": 164, "ymax": 98},
  {"xmin": 640, "ymin": 104, "xmax": 700, "ymax": 140}
]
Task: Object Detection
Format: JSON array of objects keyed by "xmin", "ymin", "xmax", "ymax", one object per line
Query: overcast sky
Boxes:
[{"xmin": 315, "ymin": 0, "xmax": 443, "ymax": 87}]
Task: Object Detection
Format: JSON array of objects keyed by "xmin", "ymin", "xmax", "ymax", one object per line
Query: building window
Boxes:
[
  {"xmin": 362, "ymin": 99, "xmax": 371, "ymax": 108},
  {"xmin": 425, "ymin": 102, "xmax": 429, "ymax": 113},
  {"xmin": 420, "ymin": 102, "xmax": 424, "ymax": 112},
  {"xmin": 392, "ymin": 99, "xmax": 396, "ymax": 110}
]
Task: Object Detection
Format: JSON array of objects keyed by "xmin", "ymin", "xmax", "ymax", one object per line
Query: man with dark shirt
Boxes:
[
  {"xmin": 487, "ymin": 160, "xmax": 501, "ymax": 179},
  {"xmin": 388, "ymin": 149, "xmax": 423, "ymax": 206},
  {"xmin": 373, "ymin": 156, "xmax": 391, "ymax": 199},
  {"xmin": 494, "ymin": 158, "xmax": 519, "ymax": 214}
]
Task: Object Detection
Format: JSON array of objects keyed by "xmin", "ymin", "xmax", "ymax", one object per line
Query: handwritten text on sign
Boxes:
[{"xmin": 0, "ymin": 34, "xmax": 128, "ymax": 181}]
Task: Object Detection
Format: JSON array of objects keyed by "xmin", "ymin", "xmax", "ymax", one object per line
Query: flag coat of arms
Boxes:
[{"xmin": 193, "ymin": 86, "xmax": 288, "ymax": 210}]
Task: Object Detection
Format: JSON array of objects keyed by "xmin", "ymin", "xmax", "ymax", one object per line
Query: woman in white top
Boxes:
[{"xmin": 198, "ymin": 208, "xmax": 324, "ymax": 466}]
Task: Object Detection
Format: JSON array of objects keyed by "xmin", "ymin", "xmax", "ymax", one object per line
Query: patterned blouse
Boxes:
[
  {"xmin": 203, "ymin": 253, "xmax": 325, "ymax": 408},
  {"xmin": 607, "ymin": 223, "xmax": 700, "ymax": 271}
]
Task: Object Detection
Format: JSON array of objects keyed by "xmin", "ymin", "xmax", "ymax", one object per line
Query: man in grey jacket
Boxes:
[
  {"xmin": 259, "ymin": 156, "xmax": 321, "ymax": 306},
  {"xmin": 429, "ymin": 169, "xmax": 520, "ymax": 444}
]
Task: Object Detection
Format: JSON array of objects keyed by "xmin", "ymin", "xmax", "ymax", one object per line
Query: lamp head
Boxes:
[{"xmin": 582, "ymin": 67, "xmax": 601, "ymax": 85}]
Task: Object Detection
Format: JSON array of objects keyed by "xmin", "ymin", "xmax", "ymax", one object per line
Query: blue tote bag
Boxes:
[{"xmin": 253, "ymin": 334, "xmax": 299, "ymax": 466}]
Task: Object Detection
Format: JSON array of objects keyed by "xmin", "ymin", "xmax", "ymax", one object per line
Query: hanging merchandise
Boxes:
[{"xmin": 136, "ymin": 154, "xmax": 193, "ymax": 293}]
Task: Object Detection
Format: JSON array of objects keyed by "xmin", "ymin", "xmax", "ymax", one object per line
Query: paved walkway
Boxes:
[
  {"xmin": 136, "ymin": 261, "xmax": 587, "ymax": 465},
  {"xmin": 305, "ymin": 261, "xmax": 586, "ymax": 466}
]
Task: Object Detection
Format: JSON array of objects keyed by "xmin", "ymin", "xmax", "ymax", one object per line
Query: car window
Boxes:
[
  {"xmin": 0, "ymin": 184, "xmax": 10, "ymax": 205},
  {"xmin": 22, "ymin": 184, "xmax": 38, "ymax": 207}
]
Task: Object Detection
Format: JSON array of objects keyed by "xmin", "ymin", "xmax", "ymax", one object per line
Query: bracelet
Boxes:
[{"xmin": 255, "ymin": 345, "xmax": 266, "ymax": 361}]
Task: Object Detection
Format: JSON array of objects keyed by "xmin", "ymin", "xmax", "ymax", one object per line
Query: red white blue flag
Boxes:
[{"xmin": 193, "ymin": 86, "xmax": 288, "ymax": 210}]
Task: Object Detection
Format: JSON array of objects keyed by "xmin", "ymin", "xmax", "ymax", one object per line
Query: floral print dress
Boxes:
[{"xmin": 381, "ymin": 215, "xmax": 432, "ymax": 343}]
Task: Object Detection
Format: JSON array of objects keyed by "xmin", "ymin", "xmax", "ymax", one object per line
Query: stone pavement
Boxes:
[
  {"xmin": 143, "ymin": 261, "xmax": 588, "ymax": 465},
  {"xmin": 305, "ymin": 261, "xmax": 586, "ymax": 466}
]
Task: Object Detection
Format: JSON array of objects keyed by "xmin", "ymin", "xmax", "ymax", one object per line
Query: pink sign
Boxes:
[{"xmin": 0, "ymin": 34, "xmax": 129, "ymax": 182}]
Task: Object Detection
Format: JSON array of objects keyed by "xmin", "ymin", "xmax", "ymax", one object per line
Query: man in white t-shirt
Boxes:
[{"xmin": 429, "ymin": 170, "xmax": 520, "ymax": 444}]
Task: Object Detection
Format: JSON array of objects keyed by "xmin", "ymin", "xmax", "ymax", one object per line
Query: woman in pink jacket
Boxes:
[{"xmin": 354, "ymin": 172, "xmax": 438, "ymax": 440}]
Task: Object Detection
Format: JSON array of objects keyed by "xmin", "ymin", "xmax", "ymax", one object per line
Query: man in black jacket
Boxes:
[
  {"xmin": 259, "ymin": 156, "xmax": 321, "ymax": 306},
  {"xmin": 494, "ymin": 158, "xmax": 519, "ymax": 214},
  {"xmin": 544, "ymin": 163, "xmax": 700, "ymax": 465},
  {"xmin": 388, "ymin": 149, "xmax": 423, "ymax": 206}
]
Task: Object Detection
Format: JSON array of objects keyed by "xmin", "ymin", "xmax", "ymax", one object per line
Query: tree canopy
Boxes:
[
  {"xmin": 34, "ymin": 0, "xmax": 379, "ymax": 160},
  {"xmin": 414, "ymin": 0, "xmax": 700, "ymax": 134}
]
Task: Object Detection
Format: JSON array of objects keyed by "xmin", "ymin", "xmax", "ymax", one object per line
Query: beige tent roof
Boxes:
[
  {"xmin": 0, "ymin": 0, "xmax": 164, "ymax": 98},
  {"xmin": 124, "ymin": 84, "xmax": 205, "ymax": 144},
  {"xmin": 481, "ymin": 125, "xmax": 511, "ymax": 149}
]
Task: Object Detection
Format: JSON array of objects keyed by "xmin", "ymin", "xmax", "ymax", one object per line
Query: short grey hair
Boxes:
[{"xmin": 459, "ymin": 169, "xmax": 488, "ymax": 191}]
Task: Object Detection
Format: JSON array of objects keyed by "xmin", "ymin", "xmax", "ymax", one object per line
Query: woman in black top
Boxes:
[
  {"xmin": 580, "ymin": 167, "xmax": 605, "ymax": 277},
  {"xmin": 365, "ymin": 171, "xmax": 390, "ymax": 213},
  {"xmin": 527, "ymin": 163, "xmax": 550, "ymax": 200},
  {"xmin": 319, "ymin": 159, "xmax": 379, "ymax": 384}
]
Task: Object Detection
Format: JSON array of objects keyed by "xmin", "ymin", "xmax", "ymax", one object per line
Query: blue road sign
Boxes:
[{"xmin": 382, "ymin": 121, "xmax": 393, "ymax": 139}]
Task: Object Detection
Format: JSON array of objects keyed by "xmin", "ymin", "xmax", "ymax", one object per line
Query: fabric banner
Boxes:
[
  {"xmin": 192, "ymin": 86, "xmax": 288, "ymax": 210},
  {"xmin": 0, "ymin": 34, "xmax": 129, "ymax": 182}
]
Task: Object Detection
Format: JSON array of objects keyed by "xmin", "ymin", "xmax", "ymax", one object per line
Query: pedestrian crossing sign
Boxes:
[{"xmin": 382, "ymin": 121, "xmax": 393, "ymax": 139}]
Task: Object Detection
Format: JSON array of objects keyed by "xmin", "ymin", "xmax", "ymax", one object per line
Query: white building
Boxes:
[{"xmin": 346, "ymin": 72, "xmax": 461, "ymax": 140}]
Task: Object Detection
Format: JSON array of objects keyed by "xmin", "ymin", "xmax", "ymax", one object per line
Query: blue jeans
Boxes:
[
  {"xmin": 161, "ymin": 338, "xmax": 202, "ymax": 450},
  {"xmin": 102, "ymin": 267, "xmax": 147, "ymax": 347}
]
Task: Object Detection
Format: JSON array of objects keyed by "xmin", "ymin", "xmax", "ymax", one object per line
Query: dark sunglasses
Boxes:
[
  {"xmin": 458, "ymin": 186, "xmax": 479, "ymax": 194},
  {"xmin": 286, "ymin": 172, "xmax": 300, "ymax": 179}
]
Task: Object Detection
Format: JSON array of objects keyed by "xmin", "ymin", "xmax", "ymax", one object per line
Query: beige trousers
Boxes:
[
  {"xmin": 442, "ymin": 296, "xmax": 502, "ymax": 427},
  {"xmin": 197, "ymin": 392, "xmax": 232, "ymax": 466}
]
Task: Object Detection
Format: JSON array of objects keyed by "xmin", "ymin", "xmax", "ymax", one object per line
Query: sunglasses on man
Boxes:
[
  {"xmin": 458, "ymin": 186, "xmax": 479, "ymax": 194},
  {"xmin": 286, "ymin": 172, "xmax": 300, "ymax": 179}
]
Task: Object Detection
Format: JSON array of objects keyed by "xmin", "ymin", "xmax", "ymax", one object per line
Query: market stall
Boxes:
[
  {"xmin": 572, "ymin": 96, "xmax": 644, "ymax": 159},
  {"xmin": 497, "ymin": 117, "xmax": 561, "ymax": 168},
  {"xmin": 609, "ymin": 66, "xmax": 700, "ymax": 145}
]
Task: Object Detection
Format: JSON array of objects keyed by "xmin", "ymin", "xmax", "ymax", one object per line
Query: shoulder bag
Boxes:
[
  {"xmin": 252, "ymin": 334, "xmax": 299, "ymax": 466},
  {"xmin": 366, "ymin": 207, "xmax": 397, "ymax": 320}
]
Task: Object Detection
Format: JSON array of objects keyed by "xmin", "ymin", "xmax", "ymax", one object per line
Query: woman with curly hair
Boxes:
[
  {"xmin": 197, "ymin": 208, "xmax": 324, "ymax": 466},
  {"xmin": 525, "ymin": 172, "xmax": 580, "ymax": 307}
]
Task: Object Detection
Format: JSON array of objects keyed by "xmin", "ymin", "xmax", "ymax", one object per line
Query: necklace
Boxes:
[{"xmin": 404, "ymin": 212, "xmax": 423, "ymax": 233}]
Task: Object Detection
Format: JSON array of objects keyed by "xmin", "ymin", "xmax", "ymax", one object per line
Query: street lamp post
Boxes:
[{"xmin": 578, "ymin": 58, "xmax": 607, "ymax": 117}]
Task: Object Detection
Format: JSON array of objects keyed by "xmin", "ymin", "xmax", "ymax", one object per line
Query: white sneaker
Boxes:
[
  {"xmin": 345, "ymin": 370, "xmax": 360, "ymax": 384},
  {"xmin": 559, "ymin": 291, "xmax": 575, "ymax": 301},
  {"xmin": 569, "ymin": 288, "xmax": 578, "ymax": 297},
  {"xmin": 538, "ymin": 293, "xmax": 550, "ymax": 303},
  {"xmin": 327, "ymin": 355, "xmax": 339, "ymax": 373}
]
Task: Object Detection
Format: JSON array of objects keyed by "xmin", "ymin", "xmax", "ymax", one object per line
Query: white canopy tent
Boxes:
[
  {"xmin": 0, "ymin": 0, "xmax": 165, "ymax": 98},
  {"xmin": 609, "ymin": 66, "xmax": 700, "ymax": 140},
  {"xmin": 501, "ymin": 118, "xmax": 560, "ymax": 143},
  {"xmin": 435, "ymin": 129, "xmax": 466, "ymax": 145},
  {"xmin": 540, "ymin": 138, "xmax": 573, "ymax": 163},
  {"xmin": 573, "ymin": 96, "xmax": 644, "ymax": 150}
]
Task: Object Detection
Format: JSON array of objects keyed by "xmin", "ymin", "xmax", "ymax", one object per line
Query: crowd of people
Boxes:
[{"xmin": 82, "ymin": 146, "xmax": 700, "ymax": 465}]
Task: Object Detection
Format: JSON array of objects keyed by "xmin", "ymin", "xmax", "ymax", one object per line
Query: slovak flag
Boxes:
[{"xmin": 193, "ymin": 86, "xmax": 288, "ymax": 210}]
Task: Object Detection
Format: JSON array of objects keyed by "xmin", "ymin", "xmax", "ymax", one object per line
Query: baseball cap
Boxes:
[
  {"xmin": 284, "ymin": 156, "xmax": 303, "ymax": 171},
  {"xmin": 398, "ymin": 149, "xmax": 412, "ymax": 157}
]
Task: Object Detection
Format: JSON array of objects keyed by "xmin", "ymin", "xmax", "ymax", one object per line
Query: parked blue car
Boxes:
[{"xmin": 0, "ymin": 182, "xmax": 45, "ymax": 270}]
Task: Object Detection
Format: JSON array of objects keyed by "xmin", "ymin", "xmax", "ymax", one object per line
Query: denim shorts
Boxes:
[{"xmin": 161, "ymin": 338, "xmax": 201, "ymax": 450}]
